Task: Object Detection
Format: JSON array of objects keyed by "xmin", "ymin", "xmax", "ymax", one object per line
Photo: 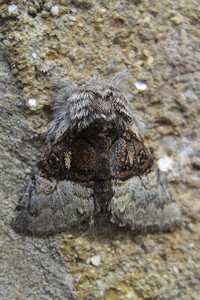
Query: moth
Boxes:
[{"xmin": 12, "ymin": 71, "xmax": 182, "ymax": 237}]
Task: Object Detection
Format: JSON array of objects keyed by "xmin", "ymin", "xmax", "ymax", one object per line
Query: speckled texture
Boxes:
[
  {"xmin": 0, "ymin": 0, "xmax": 200, "ymax": 299},
  {"xmin": 0, "ymin": 51, "xmax": 74, "ymax": 299}
]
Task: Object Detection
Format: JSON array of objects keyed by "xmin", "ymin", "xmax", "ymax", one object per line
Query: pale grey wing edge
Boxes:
[
  {"xmin": 12, "ymin": 176, "xmax": 94, "ymax": 237},
  {"xmin": 110, "ymin": 170, "xmax": 182, "ymax": 232}
]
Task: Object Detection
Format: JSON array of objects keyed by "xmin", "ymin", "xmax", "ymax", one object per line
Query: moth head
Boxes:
[{"xmin": 45, "ymin": 70, "xmax": 145, "ymax": 144}]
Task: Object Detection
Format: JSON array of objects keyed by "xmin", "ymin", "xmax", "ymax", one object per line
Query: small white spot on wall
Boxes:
[
  {"xmin": 28, "ymin": 98, "xmax": 37, "ymax": 107},
  {"xmin": 31, "ymin": 52, "xmax": 37, "ymax": 59},
  {"xmin": 8, "ymin": 4, "xmax": 17, "ymax": 12},
  {"xmin": 90, "ymin": 255, "xmax": 101, "ymax": 267},
  {"xmin": 158, "ymin": 156, "xmax": 173, "ymax": 172},
  {"xmin": 51, "ymin": 5, "xmax": 59, "ymax": 15},
  {"xmin": 69, "ymin": 15, "xmax": 77, "ymax": 21},
  {"xmin": 134, "ymin": 80, "xmax": 148, "ymax": 91}
]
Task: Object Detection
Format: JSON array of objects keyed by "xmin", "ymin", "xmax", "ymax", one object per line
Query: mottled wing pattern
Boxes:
[
  {"xmin": 109, "ymin": 131, "xmax": 153, "ymax": 180},
  {"xmin": 111, "ymin": 171, "xmax": 182, "ymax": 232},
  {"xmin": 109, "ymin": 131, "xmax": 181, "ymax": 232},
  {"xmin": 12, "ymin": 176, "xmax": 94, "ymax": 237}
]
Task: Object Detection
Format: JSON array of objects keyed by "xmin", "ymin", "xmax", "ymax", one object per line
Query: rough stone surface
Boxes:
[
  {"xmin": 0, "ymin": 51, "xmax": 74, "ymax": 300},
  {"xmin": 0, "ymin": 0, "xmax": 200, "ymax": 299}
]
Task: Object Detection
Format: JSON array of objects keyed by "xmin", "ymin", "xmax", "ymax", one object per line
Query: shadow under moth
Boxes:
[{"xmin": 12, "ymin": 71, "xmax": 182, "ymax": 237}]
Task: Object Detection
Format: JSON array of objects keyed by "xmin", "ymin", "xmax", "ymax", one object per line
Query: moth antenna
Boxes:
[
  {"xmin": 50, "ymin": 76, "xmax": 78, "ymax": 91},
  {"xmin": 82, "ymin": 76, "xmax": 106, "ymax": 92},
  {"xmin": 50, "ymin": 76, "xmax": 78, "ymax": 114},
  {"xmin": 130, "ymin": 111, "xmax": 146, "ymax": 134},
  {"xmin": 110, "ymin": 68, "xmax": 131, "ymax": 95}
]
